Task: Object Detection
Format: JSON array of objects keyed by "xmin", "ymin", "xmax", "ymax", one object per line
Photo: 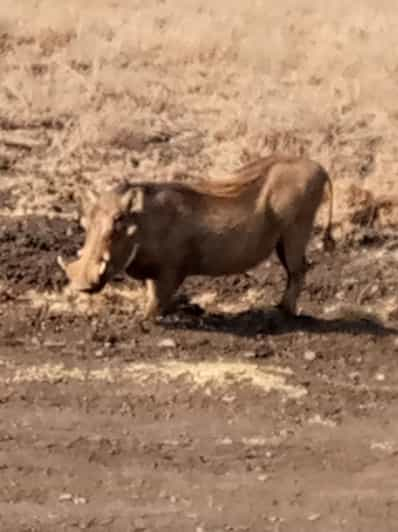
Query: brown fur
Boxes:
[{"xmin": 58, "ymin": 154, "xmax": 335, "ymax": 319}]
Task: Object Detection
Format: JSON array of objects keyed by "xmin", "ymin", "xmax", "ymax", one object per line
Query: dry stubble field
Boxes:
[{"xmin": 1, "ymin": 1, "xmax": 398, "ymax": 531}]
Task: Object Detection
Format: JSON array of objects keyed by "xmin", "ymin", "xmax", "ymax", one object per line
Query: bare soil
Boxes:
[{"xmin": 0, "ymin": 208, "xmax": 397, "ymax": 531}]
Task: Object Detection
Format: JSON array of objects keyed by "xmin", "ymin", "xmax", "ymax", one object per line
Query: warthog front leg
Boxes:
[{"xmin": 143, "ymin": 271, "xmax": 184, "ymax": 319}]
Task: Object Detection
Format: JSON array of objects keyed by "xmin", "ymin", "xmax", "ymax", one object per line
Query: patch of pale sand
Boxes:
[
  {"xmin": 20, "ymin": 284, "xmax": 264, "ymax": 316},
  {"xmin": 190, "ymin": 290, "xmax": 218, "ymax": 307},
  {"xmin": 308, "ymin": 414, "xmax": 337, "ymax": 428},
  {"xmin": 0, "ymin": 206, "xmax": 73, "ymax": 219},
  {"xmin": 323, "ymin": 298, "xmax": 398, "ymax": 326},
  {"xmin": 348, "ymin": 246, "xmax": 398, "ymax": 268},
  {"xmin": 5, "ymin": 263, "xmax": 397, "ymax": 329},
  {"xmin": 216, "ymin": 287, "xmax": 267, "ymax": 314},
  {"xmin": 2, "ymin": 359, "xmax": 307, "ymax": 399},
  {"xmin": 21, "ymin": 284, "xmax": 144, "ymax": 315},
  {"xmin": 370, "ymin": 441, "xmax": 396, "ymax": 453}
]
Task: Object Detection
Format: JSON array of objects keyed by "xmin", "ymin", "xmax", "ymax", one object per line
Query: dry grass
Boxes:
[{"xmin": 1, "ymin": 0, "xmax": 398, "ymax": 230}]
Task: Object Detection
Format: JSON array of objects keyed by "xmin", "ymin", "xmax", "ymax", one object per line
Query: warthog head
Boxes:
[{"xmin": 58, "ymin": 184, "xmax": 143, "ymax": 293}]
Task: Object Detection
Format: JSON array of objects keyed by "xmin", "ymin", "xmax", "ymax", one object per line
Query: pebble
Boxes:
[
  {"xmin": 218, "ymin": 437, "xmax": 233, "ymax": 445},
  {"xmin": 307, "ymin": 513, "xmax": 321, "ymax": 521},
  {"xmin": 73, "ymin": 496, "xmax": 87, "ymax": 505},
  {"xmin": 158, "ymin": 338, "xmax": 176, "ymax": 349},
  {"xmin": 375, "ymin": 373, "xmax": 385, "ymax": 382},
  {"xmin": 222, "ymin": 394, "xmax": 236, "ymax": 403},
  {"xmin": 242, "ymin": 351, "xmax": 256, "ymax": 359},
  {"xmin": 59, "ymin": 493, "xmax": 73, "ymax": 502},
  {"xmin": 43, "ymin": 340, "xmax": 66, "ymax": 348},
  {"xmin": 304, "ymin": 350, "xmax": 316, "ymax": 362}
]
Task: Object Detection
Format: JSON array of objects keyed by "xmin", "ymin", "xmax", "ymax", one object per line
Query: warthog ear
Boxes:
[{"xmin": 119, "ymin": 187, "xmax": 144, "ymax": 212}]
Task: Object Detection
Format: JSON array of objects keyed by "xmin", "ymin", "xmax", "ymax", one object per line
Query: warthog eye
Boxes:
[{"xmin": 112, "ymin": 214, "xmax": 125, "ymax": 232}]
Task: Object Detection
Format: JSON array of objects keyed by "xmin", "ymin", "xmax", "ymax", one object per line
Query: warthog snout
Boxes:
[
  {"xmin": 57, "ymin": 254, "xmax": 108, "ymax": 293},
  {"xmin": 57, "ymin": 241, "xmax": 139, "ymax": 293}
]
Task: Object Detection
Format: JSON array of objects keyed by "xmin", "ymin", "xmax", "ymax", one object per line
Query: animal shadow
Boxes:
[{"xmin": 160, "ymin": 303, "xmax": 398, "ymax": 338}]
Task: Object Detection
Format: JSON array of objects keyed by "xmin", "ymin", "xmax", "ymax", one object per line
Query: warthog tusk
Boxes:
[
  {"xmin": 126, "ymin": 225, "xmax": 137, "ymax": 237},
  {"xmin": 57, "ymin": 255, "xmax": 66, "ymax": 272},
  {"xmin": 98, "ymin": 261, "xmax": 107, "ymax": 276},
  {"xmin": 103, "ymin": 250, "xmax": 110, "ymax": 262},
  {"xmin": 124, "ymin": 244, "xmax": 139, "ymax": 270},
  {"xmin": 77, "ymin": 249, "xmax": 83, "ymax": 257}
]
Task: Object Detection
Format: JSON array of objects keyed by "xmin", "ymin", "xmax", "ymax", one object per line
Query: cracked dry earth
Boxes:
[{"xmin": 0, "ymin": 213, "xmax": 398, "ymax": 532}]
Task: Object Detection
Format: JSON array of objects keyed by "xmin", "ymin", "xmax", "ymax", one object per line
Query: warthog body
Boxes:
[{"xmin": 58, "ymin": 154, "xmax": 335, "ymax": 319}]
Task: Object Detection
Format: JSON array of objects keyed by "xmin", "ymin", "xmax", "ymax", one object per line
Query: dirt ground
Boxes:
[
  {"xmin": 1, "ymin": 1, "xmax": 398, "ymax": 531},
  {"xmin": 0, "ymin": 210, "xmax": 397, "ymax": 532}
]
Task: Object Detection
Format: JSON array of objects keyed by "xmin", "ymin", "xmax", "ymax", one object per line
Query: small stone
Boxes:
[
  {"xmin": 307, "ymin": 513, "xmax": 321, "ymax": 521},
  {"xmin": 95, "ymin": 349, "xmax": 105, "ymax": 358},
  {"xmin": 158, "ymin": 338, "xmax": 176, "ymax": 349},
  {"xmin": 31, "ymin": 336, "xmax": 40, "ymax": 346},
  {"xmin": 43, "ymin": 340, "xmax": 66, "ymax": 348},
  {"xmin": 222, "ymin": 394, "xmax": 236, "ymax": 403},
  {"xmin": 59, "ymin": 493, "xmax": 73, "ymax": 502},
  {"xmin": 375, "ymin": 373, "xmax": 385, "ymax": 382},
  {"xmin": 170, "ymin": 495, "xmax": 177, "ymax": 504},
  {"xmin": 219, "ymin": 437, "xmax": 233, "ymax": 445},
  {"xmin": 257, "ymin": 474, "xmax": 269, "ymax": 482},
  {"xmin": 242, "ymin": 351, "xmax": 256, "ymax": 359},
  {"xmin": 304, "ymin": 350, "xmax": 316, "ymax": 362},
  {"xmin": 73, "ymin": 496, "xmax": 87, "ymax": 505}
]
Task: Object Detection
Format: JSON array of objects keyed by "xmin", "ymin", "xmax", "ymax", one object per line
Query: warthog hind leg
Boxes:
[{"xmin": 275, "ymin": 219, "xmax": 313, "ymax": 316}]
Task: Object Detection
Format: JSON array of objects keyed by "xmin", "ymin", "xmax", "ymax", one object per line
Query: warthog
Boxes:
[{"xmin": 58, "ymin": 154, "xmax": 335, "ymax": 319}]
